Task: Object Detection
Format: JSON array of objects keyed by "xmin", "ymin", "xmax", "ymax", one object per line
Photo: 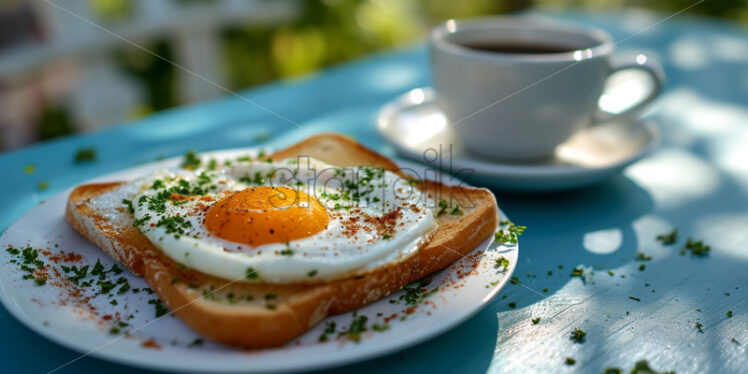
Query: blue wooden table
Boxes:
[{"xmin": 2, "ymin": 10, "xmax": 747, "ymax": 374}]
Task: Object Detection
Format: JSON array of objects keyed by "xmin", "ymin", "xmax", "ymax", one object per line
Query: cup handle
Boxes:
[{"xmin": 593, "ymin": 54, "xmax": 665, "ymax": 124}]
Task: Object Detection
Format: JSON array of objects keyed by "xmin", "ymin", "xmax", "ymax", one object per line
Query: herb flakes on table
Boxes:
[
  {"xmin": 73, "ymin": 148, "xmax": 97, "ymax": 163},
  {"xmin": 656, "ymin": 229, "xmax": 678, "ymax": 245},
  {"xmin": 635, "ymin": 252, "xmax": 652, "ymax": 261},
  {"xmin": 682, "ymin": 238, "xmax": 710, "ymax": 257},
  {"xmin": 603, "ymin": 369, "xmax": 622, "ymax": 374},
  {"xmin": 570, "ymin": 327, "xmax": 586, "ymax": 343},
  {"xmin": 630, "ymin": 359, "xmax": 675, "ymax": 374}
]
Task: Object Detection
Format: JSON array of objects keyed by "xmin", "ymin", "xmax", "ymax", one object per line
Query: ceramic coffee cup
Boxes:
[{"xmin": 430, "ymin": 16, "xmax": 664, "ymax": 161}]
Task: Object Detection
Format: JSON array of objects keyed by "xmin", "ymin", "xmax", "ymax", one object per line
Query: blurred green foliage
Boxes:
[
  {"xmin": 37, "ymin": 0, "xmax": 747, "ymax": 139},
  {"xmin": 222, "ymin": 0, "xmax": 531, "ymax": 89},
  {"xmin": 117, "ymin": 41, "xmax": 177, "ymax": 112},
  {"xmin": 37, "ymin": 105, "xmax": 75, "ymax": 141}
]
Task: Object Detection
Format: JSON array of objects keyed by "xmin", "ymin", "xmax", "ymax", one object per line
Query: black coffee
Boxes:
[{"xmin": 462, "ymin": 42, "xmax": 578, "ymax": 54}]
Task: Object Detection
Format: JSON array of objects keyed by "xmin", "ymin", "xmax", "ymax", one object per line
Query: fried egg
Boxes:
[{"xmin": 117, "ymin": 156, "xmax": 436, "ymax": 283}]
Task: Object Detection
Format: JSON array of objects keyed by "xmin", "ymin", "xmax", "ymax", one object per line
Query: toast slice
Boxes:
[{"xmin": 66, "ymin": 133, "xmax": 498, "ymax": 348}]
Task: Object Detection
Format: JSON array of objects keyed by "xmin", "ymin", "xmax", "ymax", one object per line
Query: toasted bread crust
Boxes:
[{"xmin": 65, "ymin": 133, "xmax": 498, "ymax": 348}]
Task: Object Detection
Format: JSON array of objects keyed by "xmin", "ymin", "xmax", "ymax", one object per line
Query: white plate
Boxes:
[
  {"xmin": 377, "ymin": 88, "xmax": 661, "ymax": 192},
  {"xmin": 0, "ymin": 148, "xmax": 518, "ymax": 373}
]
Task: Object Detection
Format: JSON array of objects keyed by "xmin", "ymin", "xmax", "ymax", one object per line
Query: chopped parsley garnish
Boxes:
[
  {"xmin": 607, "ymin": 270, "xmax": 615, "ymax": 276},
  {"xmin": 133, "ymin": 215, "xmax": 151, "ymax": 227},
  {"xmin": 338, "ymin": 313, "xmax": 369, "ymax": 343},
  {"xmin": 181, "ymin": 150, "xmax": 201, "ymax": 170},
  {"xmin": 570, "ymin": 327, "xmax": 586, "ymax": 343},
  {"xmin": 436, "ymin": 200, "xmax": 448, "ymax": 217},
  {"xmin": 397, "ymin": 276, "xmax": 438, "ymax": 305},
  {"xmin": 264, "ymin": 293, "xmax": 277, "ymax": 300},
  {"xmin": 24, "ymin": 164, "xmax": 36, "ymax": 174},
  {"xmin": 510, "ymin": 276, "xmax": 520, "ymax": 284},
  {"xmin": 629, "ymin": 296, "xmax": 641, "ymax": 302},
  {"xmin": 307, "ymin": 269, "xmax": 318, "ymax": 277},
  {"xmin": 638, "ymin": 264, "xmax": 646, "ymax": 271},
  {"xmin": 64, "ymin": 265, "xmax": 89, "ymax": 285},
  {"xmin": 656, "ymin": 229, "xmax": 678, "ymax": 245},
  {"xmin": 565, "ymin": 357, "xmax": 576, "ymax": 365},
  {"xmin": 279, "ymin": 248, "xmax": 294, "ymax": 256},
  {"xmin": 727, "ymin": 310, "xmax": 733, "ymax": 318},
  {"xmin": 188, "ymin": 338, "xmax": 204, "ymax": 347},
  {"xmin": 508, "ymin": 302, "xmax": 517, "ymax": 308},
  {"xmin": 122, "ymin": 199, "xmax": 134, "ymax": 214},
  {"xmin": 603, "ymin": 368, "xmax": 623, "ymax": 374},
  {"xmin": 38, "ymin": 181, "xmax": 49, "ymax": 191},
  {"xmin": 245, "ymin": 267, "xmax": 259, "ymax": 280},
  {"xmin": 109, "ymin": 264, "xmax": 123, "ymax": 274},
  {"xmin": 73, "ymin": 148, "xmax": 97, "ymax": 163},
  {"xmin": 382, "ymin": 234, "xmax": 392, "ymax": 240},
  {"xmin": 97, "ymin": 280, "xmax": 117, "ymax": 294},
  {"xmin": 450, "ymin": 205, "xmax": 463, "ymax": 216},
  {"xmin": 318, "ymin": 321, "xmax": 336, "ymax": 342},
  {"xmin": 239, "ymin": 172, "xmax": 266, "ymax": 185},
  {"xmin": 495, "ymin": 256, "xmax": 510, "ymax": 270},
  {"xmin": 6, "ymin": 246, "xmax": 49, "ymax": 286},
  {"xmin": 695, "ymin": 322, "xmax": 704, "ymax": 332},
  {"xmin": 148, "ymin": 299, "xmax": 168, "ymax": 318},
  {"xmin": 371, "ymin": 323, "xmax": 389, "ymax": 331},
  {"xmin": 570, "ymin": 267, "xmax": 584, "ymax": 277},
  {"xmin": 531, "ymin": 318, "xmax": 540, "ymax": 325},
  {"xmin": 155, "ymin": 216, "xmax": 192, "ymax": 237},
  {"xmin": 494, "ymin": 220, "xmax": 526, "ymax": 245},
  {"xmin": 197, "ymin": 172, "xmax": 212, "ymax": 186}
]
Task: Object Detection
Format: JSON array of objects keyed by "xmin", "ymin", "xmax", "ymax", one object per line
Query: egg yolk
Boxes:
[{"xmin": 205, "ymin": 186, "xmax": 328, "ymax": 247}]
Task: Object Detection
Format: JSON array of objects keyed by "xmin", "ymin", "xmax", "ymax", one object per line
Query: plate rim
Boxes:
[{"xmin": 0, "ymin": 150, "xmax": 518, "ymax": 373}]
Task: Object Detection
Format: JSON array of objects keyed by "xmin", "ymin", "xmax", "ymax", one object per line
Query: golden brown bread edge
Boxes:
[{"xmin": 65, "ymin": 133, "xmax": 499, "ymax": 348}]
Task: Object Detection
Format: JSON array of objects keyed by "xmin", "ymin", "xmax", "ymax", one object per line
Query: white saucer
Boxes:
[{"xmin": 377, "ymin": 88, "xmax": 660, "ymax": 192}]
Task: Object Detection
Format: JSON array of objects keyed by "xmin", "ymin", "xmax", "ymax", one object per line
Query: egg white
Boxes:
[{"xmin": 118, "ymin": 157, "xmax": 436, "ymax": 283}]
